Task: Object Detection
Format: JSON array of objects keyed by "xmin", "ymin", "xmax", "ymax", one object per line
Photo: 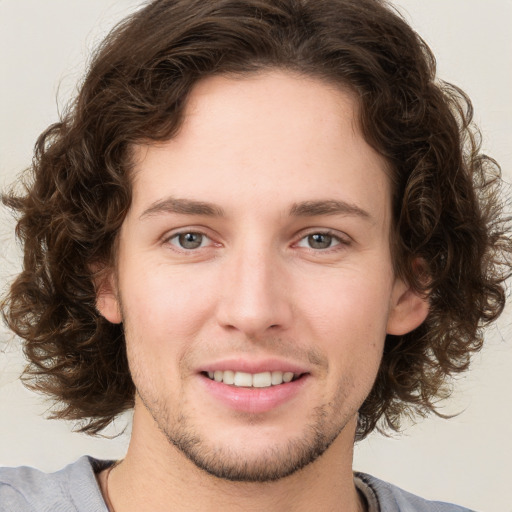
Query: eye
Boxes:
[
  {"xmin": 168, "ymin": 232, "xmax": 210, "ymax": 250},
  {"xmin": 296, "ymin": 232, "xmax": 343, "ymax": 250}
]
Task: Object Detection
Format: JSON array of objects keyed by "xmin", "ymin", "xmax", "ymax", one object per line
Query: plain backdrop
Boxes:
[{"xmin": 1, "ymin": 1, "xmax": 511, "ymax": 511}]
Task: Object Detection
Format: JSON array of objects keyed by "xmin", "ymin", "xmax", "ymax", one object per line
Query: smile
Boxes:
[{"xmin": 205, "ymin": 370, "xmax": 301, "ymax": 388}]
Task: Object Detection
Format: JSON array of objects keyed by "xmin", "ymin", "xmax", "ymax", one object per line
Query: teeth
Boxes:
[
  {"xmin": 222, "ymin": 370, "xmax": 235, "ymax": 385},
  {"xmin": 252, "ymin": 372, "xmax": 271, "ymax": 388},
  {"xmin": 282, "ymin": 372, "xmax": 294, "ymax": 383},
  {"xmin": 206, "ymin": 370, "xmax": 298, "ymax": 387},
  {"xmin": 234, "ymin": 371, "xmax": 253, "ymax": 387}
]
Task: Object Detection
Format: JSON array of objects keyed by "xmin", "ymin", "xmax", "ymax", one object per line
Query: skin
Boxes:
[{"xmin": 97, "ymin": 70, "xmax": 428, "ymax": 512}]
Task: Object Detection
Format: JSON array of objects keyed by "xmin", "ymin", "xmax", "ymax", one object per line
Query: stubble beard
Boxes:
[
  {"xmin": 122, "ymin": 299, "xmax": 357, "ymax": 483},
  {"xmin": 137, "ymin": 387, "xmax": 352, "ymax": 483}
]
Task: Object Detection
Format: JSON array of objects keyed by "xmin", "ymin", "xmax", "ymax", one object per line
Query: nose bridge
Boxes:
[{"xmin": 217, "ymin": 236, "xmax": 291, "ymax": 335}]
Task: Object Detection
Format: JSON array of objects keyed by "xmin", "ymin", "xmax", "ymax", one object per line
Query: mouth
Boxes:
[
  {"xmin": 202, "ymin": 370, "xmax": 304, "ymax": 388},
  {"xmin": 199, "ymin": 365, "xmax": 310, "ymax": 413}
]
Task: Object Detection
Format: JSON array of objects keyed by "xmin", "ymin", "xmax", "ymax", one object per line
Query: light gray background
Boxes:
[{"xmin": 1, "ymin": 1, "xmax": 511, "ymax": 511}]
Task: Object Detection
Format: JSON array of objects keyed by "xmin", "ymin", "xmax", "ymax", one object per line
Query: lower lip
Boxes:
[{"xmin": 200, "ymin": 374, "xmax": 309, "ymax": 414}]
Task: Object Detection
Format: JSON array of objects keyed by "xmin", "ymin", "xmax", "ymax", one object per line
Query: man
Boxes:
[{"xmin": 1, "ymin": 0, "xmax": 510, "ymax": 510}]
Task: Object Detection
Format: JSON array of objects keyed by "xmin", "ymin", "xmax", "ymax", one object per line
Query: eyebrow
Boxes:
[
  {"xmin": 139, "ymin": 197, "xmax": 371, "ymax": 222},
  {"xmin": 289, "ymin": 200, "xmax": 372, "ymax": 221},
  {"xmin": 139, "ymin": 197, "xmax": 225, "ymax": 219}
]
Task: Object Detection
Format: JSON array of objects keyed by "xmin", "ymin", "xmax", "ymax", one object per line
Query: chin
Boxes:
[{"xmin": 156, "ymin": 405, "xmax": 350, "ymax": 483}]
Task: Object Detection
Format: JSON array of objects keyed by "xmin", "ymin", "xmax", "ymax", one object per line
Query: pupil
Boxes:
[
  {"xmin": 309, "ymin": 233, "xmax": 332, "ymax": 249},
  {"xmin": 179, "ymin": 233, "xmax": 202, "ymax": 249}
]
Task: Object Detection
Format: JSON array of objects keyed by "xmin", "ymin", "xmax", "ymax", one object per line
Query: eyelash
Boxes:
[
  {"xmin": 165, "ymin": 230, "xmax": 213, "ymax": 251},
  {"xmin": 163, "ymin": 229, "xmax": 351, "ymax": 253},
  {"xmin": 294, "ymin": 230, "xmax": 351, "ymax": 252}
]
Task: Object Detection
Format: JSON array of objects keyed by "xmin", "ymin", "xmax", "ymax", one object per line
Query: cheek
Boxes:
[
  {"xmin": 120, "ymin": 266, "xmax": 212, "ymax": 391},
  {"xmin": 301, "ymin": 267, "xmax": 393, "ymax": 330},
  {"xmin": 297, "ymin": 269, "xmax": 392, "ymax": 369},
  {"xmin": 121, "ymin": 262, "xmax": 218, "ymax": 343}
]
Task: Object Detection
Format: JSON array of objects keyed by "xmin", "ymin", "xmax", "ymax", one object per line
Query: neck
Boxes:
[{"xmin": 102, "ymin": 404, "xmax": 364, "ymax": 512}]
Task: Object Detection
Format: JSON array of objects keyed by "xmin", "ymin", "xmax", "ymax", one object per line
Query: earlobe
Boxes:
[
  {"xmin": 96, "ymin": 292, "xmax": 123, "ymax": 324},
  {"xmin": 93, "ymin": 271, "xmax": 123, "ymax": 325},
  {"xmin": 386, "ymin": 279, "xmax": 429, "ymax": 335}
]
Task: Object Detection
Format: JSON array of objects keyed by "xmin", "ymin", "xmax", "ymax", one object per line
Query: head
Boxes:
[{"xmin": 2, "ymin": 0, "xmax": 509, "ymax": 453}]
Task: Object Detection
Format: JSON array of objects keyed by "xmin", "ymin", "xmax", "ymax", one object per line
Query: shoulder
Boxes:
[
  {"xmin": 0, "ymin": 456, "xmax": 112, "ymax": 512},
  {"xmin": 355, "ymin": 472, "xmax": 477, "ymax": 512}
]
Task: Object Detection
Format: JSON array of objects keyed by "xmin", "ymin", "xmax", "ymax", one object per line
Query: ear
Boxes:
[
  {"xmin": 93, "ymin": 268, "xmax": 122, "ymax": 325},
  {"xmin": 386, "ymin": 278, "xmax": 429, "ymax": 335}
]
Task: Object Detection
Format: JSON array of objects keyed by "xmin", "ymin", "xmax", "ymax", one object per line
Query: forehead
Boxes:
[{"xmin": 129, "ymin": 71, "xmax": 391, "ymax": 224}]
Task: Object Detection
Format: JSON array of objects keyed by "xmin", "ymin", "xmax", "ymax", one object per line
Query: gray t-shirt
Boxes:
[{"xmin": 0, "ymin": 456, "xmax": 475, "ymax": 511}]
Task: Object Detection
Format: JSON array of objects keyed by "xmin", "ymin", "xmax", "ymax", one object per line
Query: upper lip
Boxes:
[{"xmin": 198, "ymin": 358, "xmax": 310, "ymax": 375}]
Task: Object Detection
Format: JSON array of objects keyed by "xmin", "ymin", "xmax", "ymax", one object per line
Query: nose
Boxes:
[{"xmin": 216, "ymin": 245, "xmax": 293, "ymax": 338}]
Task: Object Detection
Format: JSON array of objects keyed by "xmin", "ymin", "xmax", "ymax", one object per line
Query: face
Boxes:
[{"xmin": 99, "ymin": 71, "xmax": 426, "ymax": 482}]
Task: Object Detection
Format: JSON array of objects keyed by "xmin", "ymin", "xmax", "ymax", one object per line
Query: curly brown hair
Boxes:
[{"xmin": 2, "ymin": 0, "xmax": 510, "ymax": 440}]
